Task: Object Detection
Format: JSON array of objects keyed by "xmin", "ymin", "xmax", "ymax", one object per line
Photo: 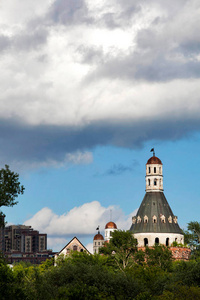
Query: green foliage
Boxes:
[
  {"xmin": 184, "ymin": 221, "xmax": 200, "ymax": 247},
  {"xmin": 145, "ymin": 245, "xmax": 173, "ymax": 271},
  {"xmin": 0, "ymin": 165, "xmax": 24, "ymax": 209},
  {"xmin": 183, "ymin": 221, "xmax": 200, "ymax": 259},
  {"xmin": 171, "ymin": 241, "xmax": 184, "ymax": 247},
  {"xmin": 3, "ymin": 251, "xmax": 200, "ymax": 299},
  {"xmin": 99, "ymin": 230, "xmax": 138, "ymax": 271},
  {"xmin": 2, "ymin": 224, "xmax": 200, "ymax": 299}
]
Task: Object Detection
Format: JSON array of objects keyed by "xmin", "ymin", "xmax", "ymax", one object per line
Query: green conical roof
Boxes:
[{"xmin": 130, "ymin": 192, "xmax": 183, "ymax": 234}]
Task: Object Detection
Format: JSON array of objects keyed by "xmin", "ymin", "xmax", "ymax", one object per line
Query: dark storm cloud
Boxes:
[
  {"xmin": 85, "ymin": 47, "xmax": 200, "ymax": 83},
  {"xmin": 48, "ymin": 0, "xmax": 92, "ymax": 25},
  {"xmin": 0, "ymin": 35, "xmax": 10, "ymax": 52},
  {"xmin": 13, "ymin": 27, "xmax": 48, "ymax": 51},
  {"xmin": 100, "ymin": 3, "xmax": 141, "ymax": 29},
  {"xmin": 1, "ymin": 117, "xmax": 200, "ymax": 168},
  {"xmin": 0, "ymin": 26, "xmax": 48, "ymax": 55}
]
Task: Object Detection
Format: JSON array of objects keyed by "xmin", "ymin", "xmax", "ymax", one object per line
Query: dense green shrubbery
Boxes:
[
  {"xmin": 1, "ymin": 229, "xmax": 200, "ymax": 299},
  {"xmin": 0, "ymin": 247, "xmax": 196, "ymax": 300}
]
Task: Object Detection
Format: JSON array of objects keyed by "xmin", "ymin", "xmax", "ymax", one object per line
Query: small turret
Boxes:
[
  {"xmin": 105, "ymin": 221, "xmax": 117, "ymax": 242},
  {"xmin": 93, "ymin": 227, "xmax": 104, "ymax": 254}
]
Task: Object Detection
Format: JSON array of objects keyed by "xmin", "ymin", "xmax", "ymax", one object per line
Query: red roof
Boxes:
[
  {"xmin": 146, "ymin": 156, "xmax": 162, "ymax": 165},
  {"xmin": 105, "ymin": 221, "xmax": 117, "ymax": 229},
  {"xmin": 93, "ymin": 233, "xmax": 104, "ymax": 240}
]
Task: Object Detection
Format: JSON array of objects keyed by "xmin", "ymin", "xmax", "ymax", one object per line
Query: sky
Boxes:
[{"xmin": 0, "ymin": 0, "xmax": 200, "ymax": 253}]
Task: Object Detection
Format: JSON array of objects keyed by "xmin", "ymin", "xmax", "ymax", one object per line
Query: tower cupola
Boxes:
[
  {"xmin": 105, "ymin": 221, "xmax": 117, "ymax": 242},
  {"xmin": 146, "ymin": 151, "xmax": 163, "ymax": 192}
]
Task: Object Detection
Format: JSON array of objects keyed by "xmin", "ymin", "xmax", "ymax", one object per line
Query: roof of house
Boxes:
[{"xmin": 57, "ymin": 237, "xmax": 91, "ymax": 255}]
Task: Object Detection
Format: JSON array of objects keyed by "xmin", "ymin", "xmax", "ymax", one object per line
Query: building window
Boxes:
[
  {"xmin": 153, "ymin": 215, "xmax": 157, "ymax": 223},
  {"xmin": 132, "ymin": 217, "xmax": 136, "ymax": 224},
  {"xmin": 155, "ymin": 238, "xmax": 159, "ymax": 245},
  {"xmin": 144, "ymin": 215, "xmax": 148, "ymax": 223},
  {"xmin": 144, "ymin": 238, "xmax": 148, "ymax": 246},
  {"xmin": 168, "ymin": 216, "xmax": 172, "ymax": 223},
  {"xmin": 154, "ymin": 167, "xmax": 156, "ymax": 173},
  {"xmin": 73, "ymin": 245, "xmax": 77, "ymax": 251},
  {"xmin": 160, "ymin": 215, "xmax": 166, "ymax": 223},
  {"xmin": 166, "ymin": 238, "xmax": 169, "ymax": 246}
]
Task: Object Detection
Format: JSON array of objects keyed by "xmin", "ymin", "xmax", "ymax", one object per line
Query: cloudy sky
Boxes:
[{"xmin": 1, "ymin": 0, "xmax": 200, "ymax": 252}]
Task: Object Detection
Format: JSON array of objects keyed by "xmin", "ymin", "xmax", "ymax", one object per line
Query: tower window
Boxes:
[
  {"xmin": 154, "ymin": 179, "xmax": 157, "ymax": 186},
  {"xmin": 148, "ymin": 167, "xmax": 151, "ymax": 173},
  {"xmin": 166, "ymin": 238, "xmax": 169, "ymax": 246},
  {"xmin": 160, "ymin": 215, "xmax": 166, "ymax": 223},
  {"xmin": 154, "ymin": 167, "xmax": 156, "ymax": 173},
  {"xmin": 148, "ymin": 179, "xmax": 150, "ymax": 186},
  {"xmin": 144, "ymin": 238, "xmax": 148, "ymax": 246},
  {"xmin": 155, "ymin": 238, "xmax": 159, "ymax": 245},
  {"xmin": 153, "ymin": 215, "xmax": 157, "ymax": 223}
]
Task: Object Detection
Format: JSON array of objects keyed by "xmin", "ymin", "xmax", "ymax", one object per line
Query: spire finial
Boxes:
[{"xmin": 150, "ymin": 148, "xmax": 155, "ymax": 157}]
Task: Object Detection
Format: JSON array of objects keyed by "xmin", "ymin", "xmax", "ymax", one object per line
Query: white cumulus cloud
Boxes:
[{"xmin": 24, "ymin": 201, "xmax": 137, "ymax": 251}]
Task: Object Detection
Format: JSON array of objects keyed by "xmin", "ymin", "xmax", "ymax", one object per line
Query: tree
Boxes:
[
  {"xmin": 145, "ymin": 245, "xmax": 173, "ymax": 271},
  {"xmin": 0, "ymin": 165, "xmax": 24, "ymax": 227},
  {"xmin": 99, "ymin": 230, "xmax": 138, "ymax": 271},
  {"xmin": 183, "ymin": 221, "xmax": 200, "ymax": 259},
  {"xmin": 0, "ymin": 164, "xmax": 24, "ymax": 204}
]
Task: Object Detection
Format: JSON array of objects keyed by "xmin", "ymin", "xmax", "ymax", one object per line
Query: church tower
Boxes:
[
  {"xmin": 130, "ymin": 151, "xmax": 184, "ymax": 247},
  {"xmin": 93, "ymin": 231, "xmax": 104, "ymax": 254}
]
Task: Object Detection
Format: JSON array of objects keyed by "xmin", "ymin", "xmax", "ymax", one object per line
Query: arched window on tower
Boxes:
[
  {"xmin": 152, "ymin": 215, "xmax": 157, "ymax": 223},
  {"xmin": 160, "ymin": 215, "xmax": 166, "ymax": 223},
  {"xmin": 166, "ymin": 238, "xmax": 169, "ymax": 246},
  {"xmin": 144, "ymin": 215, "xmax": 148, "ymax": 223},
  {"xmin": 154, "ymin": 167, "xmax": 156, "ymax": 173},
  {"xmin": 168, "ymin": 216, "xmax": 172, "ymax": 223},
  {"xmin": 148, "ymin": 179, "xmax": 150, "ymax": 186},
  {"xmin": 144, "ymin": 238, "xmax": 148, "ymax": 246},
  {"xmin": 132, "ymin": 217, "xmax": 136, "ymax": 224},
  {"xmin": 148, "ymin": 167, "xmax": 151, "ymax": 173},
  {"xmin": 154, "ymin": 178, "xmax": 157, "ymax": 186},
  {"xmin": 155, "ymin": 237, "xmax": 159, "ymax": 245}
]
